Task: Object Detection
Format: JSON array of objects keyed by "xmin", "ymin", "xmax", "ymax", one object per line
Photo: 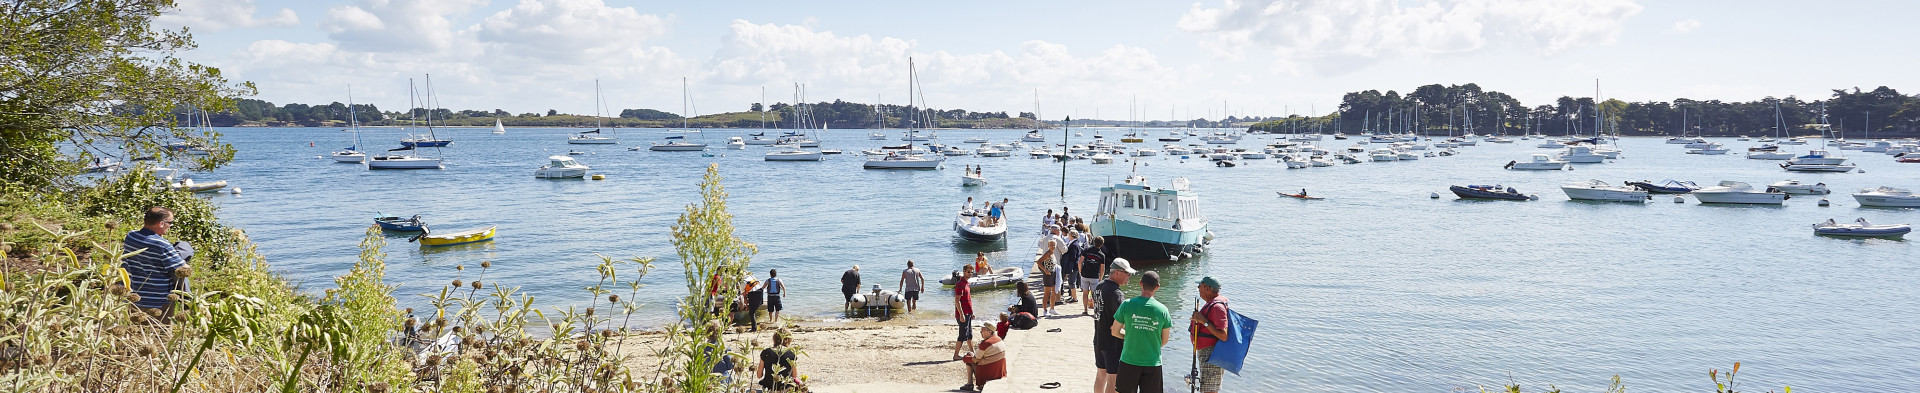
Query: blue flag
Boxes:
[{"xmin": 1204, "ymin": 308, "xmax": 1258, "ymax": 375}]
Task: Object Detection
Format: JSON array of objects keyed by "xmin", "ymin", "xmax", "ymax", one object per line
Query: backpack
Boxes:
[{"xmin": 1010, "ymin": 312, "xmax": 1038, "ymax": 329}]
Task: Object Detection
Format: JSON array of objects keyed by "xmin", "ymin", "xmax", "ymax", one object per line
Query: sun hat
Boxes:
[{"xmin": 1109, "ymin": 258, "xmax": 1137, "ymax": 274}]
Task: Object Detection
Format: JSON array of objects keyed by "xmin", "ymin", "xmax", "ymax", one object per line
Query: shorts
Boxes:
[
  {"xmin": 767, "ymin": 295, "xmax": 783, "ymax": 312},
  {"xmin": 956, "ymin": 315, "xmax": 975, "ymax": 342},
  {"xmin": 1080, "ymin": 277, "xmax": 1101, "ymax": 289},
  {"xmin": 1114, "ymin": 361, "xmax": 1163, "ymax": 393},
  {"xmin": 1095, "ymin": 339, "xmax": 1123, "ymax": 374},
  {"xmin": 904, "ymin": 290, "xmax": 920, "ymax": 301},
  {"xmin": 1197, "ymin": 346, "xmax": 1224, "ymax": 392},
  {"xmin": 1043, "ymin": 273, "xmax": 1059, "ymax": 288}
]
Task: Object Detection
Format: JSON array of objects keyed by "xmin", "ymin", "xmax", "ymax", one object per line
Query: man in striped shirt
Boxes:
[{"xmin": 123, "ymin": 206, "xmax": 189, "ymax": 316}]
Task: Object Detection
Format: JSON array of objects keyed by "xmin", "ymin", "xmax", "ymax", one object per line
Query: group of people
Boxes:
[
  {"xmin": 960, "ymin": 196, "xmax": 1007, "ymax": 227},
  {"xmin": 1092, "ymin": 261, "xmax": 1235, "ymax": 393},
  {"xmin": 1035, "ymin": 209, "xmax": 1103, "ymax": 318}
]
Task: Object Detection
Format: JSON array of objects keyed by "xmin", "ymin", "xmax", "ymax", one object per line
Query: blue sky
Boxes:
[{"xmin": 160, "ymin": 0, "xmax": 1920, "ymax": 121}]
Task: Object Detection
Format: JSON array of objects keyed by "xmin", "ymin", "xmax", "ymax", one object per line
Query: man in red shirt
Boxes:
[
  {"xmin": 952, "ymin": 265, "xmax": 977, "ymax": 360},
  {"xmin": 1189, "ymin": 276, "xmax": 1230, "ymax": 393}
]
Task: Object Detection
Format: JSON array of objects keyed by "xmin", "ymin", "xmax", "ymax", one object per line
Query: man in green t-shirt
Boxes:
[{"xmin": 1109, "ymin": 271, "xmax": 1172, "ymax": 393}]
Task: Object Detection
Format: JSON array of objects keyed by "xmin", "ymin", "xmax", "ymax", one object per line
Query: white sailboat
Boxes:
[
  {"xmin": 650, "ymin": 78, "xmax": 709, "ymax": 152},
  {"xmin": 568, "ymin": 80, "xmax": 618, "ymax": 144},
  {"xmin": 369, "ymin": 77, "xmax": 445, "ymax": 170},
  {"xmin": 331, "ymin": 86, "xmax": 367, "ymax": 163},
  {"xmin": 492, "ymin": 118, "xmax": 505, "ymax": 135},
  {"xmin": 865, "ymin": 58, "xmax": 944, "ymax": 169}
]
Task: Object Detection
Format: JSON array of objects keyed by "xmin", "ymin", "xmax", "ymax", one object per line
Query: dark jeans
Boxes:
[{"xmin": 1114, "ymin": 361, "xmax": 1163, "ymax": 393}]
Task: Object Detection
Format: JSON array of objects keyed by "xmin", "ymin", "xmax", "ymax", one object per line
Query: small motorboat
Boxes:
[
  {"xmin": 1768, "ymin": 180, "xmax": 1829, "ymax": 195},
  {"xmin": 938, "ymin": 266, "xmax": 1026, "ymax": 290},
  {"xmin": 1896, "ymin": 152, "xmax": 1920, "ymax": 163},
  {"xmin": 1449, "ymin": 184, "xmax": 1533, "ymax": 201},
  {"xmin": 374, "ymin": 215, "xmax": 426, "ymax": 232},
  {"xmin": 954, "ymin": 206, "xmax": 1006, "ymax": 242},
  {"xmin": 1276, "ymin": 191, "xmax": 1323, "ymax": 200},
  {"xmin": 1812, "ymin": 218, "xmax": 1910, "ymax": 238},
  {"xmin": 1852, "ymin": 186, "xmax": 1920, "ymax": 207},
  {"xmin": 1780, "ymin": 162, "xmax": 1857, "ymax": 172},
  {"xmin": 415, "ymin": 225, "xmax": 497, "ymax": 247},
  {"xmin": 961, "ymin": 169, "xmax": 986, "ymax": 187},
  {"xmin": 1561, "ymin": 180, "xmax": 1650, "ymax": 202},
  {"xmin": 1626, "ymin": 179, "xmax": 1701, "ymax": 194},
  {"xmin": 535, "ymin": 156, "xmax": 590, "ymax": 178},
  {"xmin": 846, "ymin": 285, "xmax": 907, "ymax": 316},
  {"xmin": 1506, "ymin": 154, "xmax": 1568, "ymax": 170},
  {"xmin": 169, "ymin": 179, "xmax": 228, "ymax": 193},
  {"xmin": 1691, "ymin": 181, "xmax": 1787, "ymax": 205}
]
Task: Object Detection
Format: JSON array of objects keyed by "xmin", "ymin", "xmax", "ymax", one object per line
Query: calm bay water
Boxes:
[{"xmin": 197, "ymin": 127, "xmax": 1917, "ymax": 392}]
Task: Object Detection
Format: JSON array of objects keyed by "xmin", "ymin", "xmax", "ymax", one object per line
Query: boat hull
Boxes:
[
  {"xmin": 568, "ymin": 138, "xmax": 618, "ymax": 144},
  {"xmin": 419, "ymin": 226, "xmax": 496, "ymax": 247},
  {"xmin": 1562, "ymin": 187, "xmax": 1649, "ymax": 202},
  {"xmin": 649, "ymin": 144, "xmax": 708, "ymax": 151},
  {"xmin": 863, "ymin": 158, "xmax": 941, "ymax": 169},
  {"xmin": 1853, "ymin": 195, "xmax": 1920, "ymax": 207},
  {"xmin": 1692, "ymin": 192, "xmax": 1786, "ymax": 204},
  {"xmin": 1781, "ymin": 163, "xmax": 1856, "ymax": 172},
  {"xmin": 764, "ymin": 152, "xmax": 823, "ymax": 161},
  {"xmin": 367, "ymin": 157, "xmax": 443, "ymax": 169},
  {"xmin": 534, "ymin": 168, "xmax": 588, "ymax": 178},
  {"xmin": 332, "ymin": 153, "xmax": 366, "ymax": 163},
  {"xmin": 374, "ymin": 217, "xmax": 424, "ymax": 232},
  {"xmin": 1090, "ymin": 218, "xmax": 1208, "ymax": 264},
  {"xmin": 401, "ymin": 141, "xmax": 451, "ymax": 147},
  {"xmin": 1450, "ymin": 185, "xmax": 1530, "ymax": 200}
]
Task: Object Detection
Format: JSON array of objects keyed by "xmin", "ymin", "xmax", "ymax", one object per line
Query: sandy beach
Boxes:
[{"xmin": 618, "ymin": 311, "xmax": 1108, "ymax": 393}]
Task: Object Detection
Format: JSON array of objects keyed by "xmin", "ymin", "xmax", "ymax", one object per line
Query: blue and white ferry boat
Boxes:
[{"xmin": 1091, "ymin": 175, "xmax": 1212, "ymax": 264}]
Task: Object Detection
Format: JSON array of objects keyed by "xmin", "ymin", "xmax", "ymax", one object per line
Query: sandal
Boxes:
[
  {"xmin": 1046, "ymin": 328, "xmax": 1062, "ymax": 332},
  {"xmin": 1040, "ymin": 382, "xmax": 1061, "ymax": 389}
]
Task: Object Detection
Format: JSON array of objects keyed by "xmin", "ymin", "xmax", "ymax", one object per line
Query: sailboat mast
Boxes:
[{"xmin": 347, "ymin": 85, "xmax": 361, "ymax": 149}]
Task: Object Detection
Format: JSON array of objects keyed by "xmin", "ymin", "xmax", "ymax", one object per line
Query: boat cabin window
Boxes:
[{"xmin": 1122, "ymin": 193, "xmax": 1134, "ymax": 208}]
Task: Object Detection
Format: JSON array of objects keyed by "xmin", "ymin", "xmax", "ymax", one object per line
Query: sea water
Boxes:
[{"xmin": 200, "ymin": 127, "xmax": 1916, "ymax": 392}]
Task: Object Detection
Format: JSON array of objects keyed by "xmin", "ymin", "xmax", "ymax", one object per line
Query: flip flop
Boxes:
[
  {"xmin": 1046, "ymin": 328, "xmax": 1062, "ymax": 332},
  {"xmin": 1040, "ymin": 382, "xmax": 1061, "ymax": 389}
]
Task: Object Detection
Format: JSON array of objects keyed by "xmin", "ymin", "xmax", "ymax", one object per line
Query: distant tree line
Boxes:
[
  {"xmin": 1251, "ymin": 84, "xmax": 1920, "ymax": 137},
  {"xmin": 185, "ymin": 98, "xmax": 1039, "ymax": 129}
]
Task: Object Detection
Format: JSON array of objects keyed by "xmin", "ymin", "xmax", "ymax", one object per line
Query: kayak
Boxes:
[
  {"xmin": 1276, "ymin": 192, "xmax": 1323, "ymax": 200},
  {"xmin": 938, "ymin": 266, "xmax": 1026, "ymax": 290}
]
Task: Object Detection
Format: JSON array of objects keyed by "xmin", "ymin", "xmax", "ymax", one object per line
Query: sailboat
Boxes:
[
  {"xmin": 1782, "ymin": 103, "xmax": 1855, "ymax": 172},
  {"xmin": 650, "ymin": 77, "xmax": 709, "ymax": 151},
  {"xmin": 569, "ymin": 80, "xmax": 618, "ymax": 144},
  {"xmin": 332, "ymin": 86, "xmax": 368, "ymax": 163},
  {"xmin": 865, "ymin": 58, "xmax": 944, "ymax": 169},
  {"xmin": 492, "ymin": 118, "xmax": 505, "ymax": 135},
  {"xmin": 369, "ymin": 77, "xmax": 446, "ymax": 169}
]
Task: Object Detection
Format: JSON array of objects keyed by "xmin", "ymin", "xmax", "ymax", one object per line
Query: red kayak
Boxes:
[{"xmin": 1277, "ymin": 192, "xmax": 1324, "ymax": 200}]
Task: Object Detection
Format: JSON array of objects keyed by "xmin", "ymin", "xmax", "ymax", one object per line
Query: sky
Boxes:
[{"xmin": 158, "ymin": 0, "xmax": 1920, "ymax": 121}]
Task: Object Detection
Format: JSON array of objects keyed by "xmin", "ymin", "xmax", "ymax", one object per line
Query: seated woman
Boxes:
[
  {"xmin": 757, "ymin": 329, "xmax": 799, "ymax": 392},
  {"xmin": 972, "ymin": 252, "xmax": 992, "ymax": 278},
  {"xmin": 960, "ymin": 324, "xmax": 1007, "ymax": 391}
]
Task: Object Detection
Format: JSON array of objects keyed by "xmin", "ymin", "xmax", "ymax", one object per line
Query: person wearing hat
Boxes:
[
  {"xmin": 1111, "ymin": 269, "xmax": 1171, "ymax": 393},
  {"xmin": 1189, "ymin": 277, "xmax": 1230, "ymax": 393},
  {"xmin": 742, "ymin": 273, "xmax": 765, "ymax": 331},
  {"xmin": 1092, "ymin": 258, "xmax": 1136, "ymax": 393}
]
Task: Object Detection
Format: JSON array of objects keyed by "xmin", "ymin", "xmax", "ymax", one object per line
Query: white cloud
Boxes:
[
  {"xmin": 1666, "ymin": 19, "xmax": 1701, "ymax": 34},
  {"xmin": 1177, "ymin": 0, "xmax": 1643, "ymax": 74},
  {"xmin": 474, "ymin": 0, "xmax": 670, "ymax": 62},
  {"xmin": 700, "ymin": 21, "xmax": 1193, "ymax": 113},
  {"xmin": 237, "ymin": 0, "xmax": 686, "ymax": 112},
  {"xmin": 321, "ymin": 0, "xmax": 487, "ymax": 53},
  {"xmin": 156, "ymin": 0, "xmax": 299, "ymax": 32}
]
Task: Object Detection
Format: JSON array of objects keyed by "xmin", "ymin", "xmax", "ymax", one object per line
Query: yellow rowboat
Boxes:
[{"xmin": 416, "ymin": 225, "xmax": 496, "ymax": 247}]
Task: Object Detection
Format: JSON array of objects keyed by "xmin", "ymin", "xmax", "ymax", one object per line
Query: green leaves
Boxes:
[{"xmin": 1, "ymin": 0, "xmax": 252, "ymax": 191}]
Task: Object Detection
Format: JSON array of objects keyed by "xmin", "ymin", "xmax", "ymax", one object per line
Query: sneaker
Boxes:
[{"xmin": 960, "ymin": 384, "xmax": 976, "ymax": 391}]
